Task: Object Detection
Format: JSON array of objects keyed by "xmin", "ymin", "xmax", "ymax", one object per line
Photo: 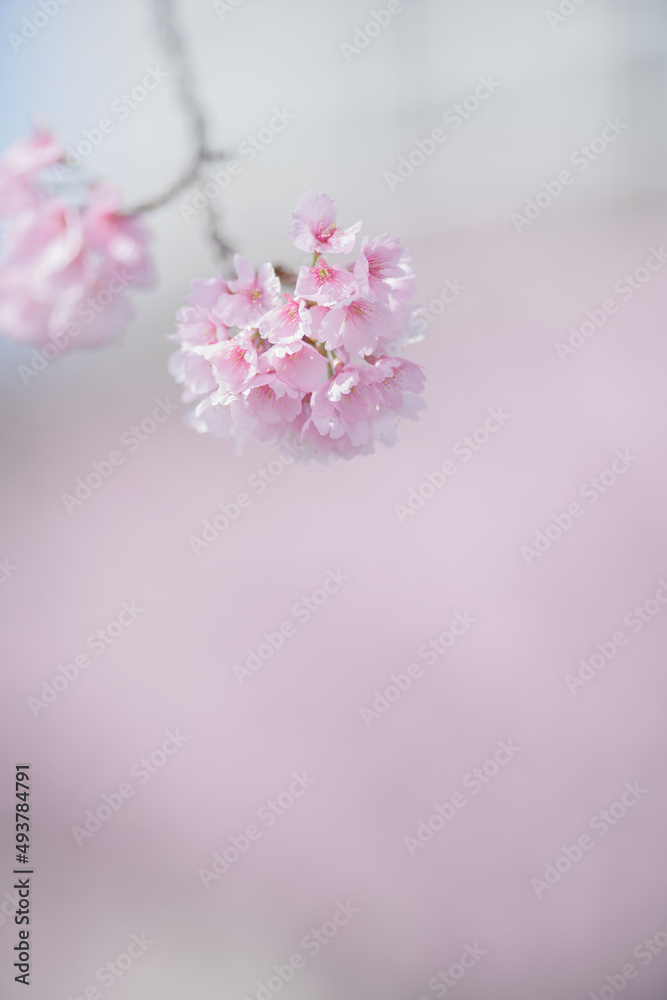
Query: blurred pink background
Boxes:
[{"xmin": 2, "ymin": 1, "xmax": 667, "ymax": 998}]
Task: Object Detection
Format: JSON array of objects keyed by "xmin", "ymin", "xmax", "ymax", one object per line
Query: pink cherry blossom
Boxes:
[
  {"xmin": 173, "ymin": 277, "xmax": 230, "ymax": 347},
  {"xmin": 372, "ymin": 355, "xmax": 426, "ymax": 407},
  {"xmin": 353, "ymin": 233, "xmax": 410, "ymax": 303},
  {"xmin": 387, "ymin": 264, "xmax": 417, "ymax": 311},
  {"xmin": 242, "ymin": 358, "xmax": 304, "ymax": 425},
  {"xmin": 294, "ymin": 256, "xmax": 357, "ymax": 304},
  {"xmin": 306, "ymin": 364, "xmax": 382, "ymax": 446},
  {"xmin": 0, "ymin": 194, "xmax": 152, "ymax": 349},
  {"xmin": 193, "ymin": 334, "xmax": 259, "ymax": 397},
  {"xmin": 258, "ymin": 294, "xmax": 312, "ymax": 344},
  {"xmin": 307, "ymin": 304, "xmax": 329, "ymax": 341},
  {"xmin": 189, "ymin": 394, "xmax": 258, "ymax": 451},
  {"xmin": 319, "ymin": 297, "xmax": 396, "ymax": 357},
  {"xmin": 82, "ymin": 185, "xmax": 154, "ymax": 288},
  {"xmin": 174, "ymin": 305, "xmax": 230, "ymax": 348},
  {"xmin": 2, "ymin": 130, "xmax": 63, "ymax": 176},
  {"xmin": 0, "ymin": 131, "xmax": 154, "ymax": 352},
  {"xmin": 186, "ymin": 275, "xmax": 229, "ymax": 310},
  {"xmin": 0, "ymin": 130, "xmax": 62, "ymax": 216},
  {"xmin": 288, "ymin": 191, "xmax": 361, "ymax": 255},
  {"xmin": 170, "ymin": 191, "xmax": 427, "ymax": 461},
  {"xmin": 218, "ymin": 254, "xmax": 281, "ymax": 328},
  {"xmin": 264, "ymin": 341, "xmax": 328, "ymax": 391},
  {"xmin": 168, "ymin": 347, "xmax": 219, "ymax": 399}
]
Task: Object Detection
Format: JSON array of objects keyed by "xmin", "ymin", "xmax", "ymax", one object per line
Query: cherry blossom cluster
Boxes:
[
  {"xmin": 0, "ymin": 130, "xmax": 153, "ymax": 350},
  {"xmin": 170, "ymin": 191, "xmax": 426, "ymax": 460}
]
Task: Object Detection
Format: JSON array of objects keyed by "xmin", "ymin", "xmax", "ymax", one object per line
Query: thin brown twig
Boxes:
[{"xmin": 127, "ymin": 0, "xmax": 233, "ymax": 266}]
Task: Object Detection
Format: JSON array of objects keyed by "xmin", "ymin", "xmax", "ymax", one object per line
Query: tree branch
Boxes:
[{"xmin": 127, "ymin": 0, "xmax": 233, "ymax": 265}]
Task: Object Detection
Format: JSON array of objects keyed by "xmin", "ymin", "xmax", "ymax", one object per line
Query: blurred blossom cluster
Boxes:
[
  {"xmin": 170, "ymin": 191, "xmax": 426, "ymax": 460},
  {"xmin": 0, "ymin": 129, "xmax": 153, "ymax": 350}
]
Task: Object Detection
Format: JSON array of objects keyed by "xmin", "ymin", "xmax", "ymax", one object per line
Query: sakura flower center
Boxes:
[
  {"xmin": 315, "ymin": 263, "xmax": 336, "ymax": 284},
  {"xmin": 366, "ymin": 250, "xmax": 392, "ymax": 279},
  {"xmin": 348, "ymin": 301, "xmax": 373, "ymax": 325},
  {"xmin": 316, "ymin": 222, "xmax": 339, "ymax": 244}
]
